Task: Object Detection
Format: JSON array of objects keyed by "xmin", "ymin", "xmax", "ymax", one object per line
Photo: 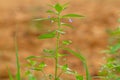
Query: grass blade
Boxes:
[
  {"xmin": 7, "ymin": 66, "xmax": 14, "ymax": 80},
  {"xmin": 64, "ymin": 48, "xmax": 91, "ymax": 80},
  {"xmin": 83, "ymin": 63, "xmax": 91, "ymax": 80},
  {"xmin": 15, "ymin": 27, "xmax": 21, "ymax": 80}
]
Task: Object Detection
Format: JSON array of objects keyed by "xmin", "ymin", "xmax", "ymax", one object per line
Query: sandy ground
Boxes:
[{"xmin": 0, "ymin": 0, "xmax": 120, "ymax": 80}]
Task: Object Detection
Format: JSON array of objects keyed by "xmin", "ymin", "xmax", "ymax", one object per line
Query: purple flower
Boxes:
[
  {"xmin": 48, "ymin": 15, "xmax": 50, "ymax": 18},
  {"xmin": 69, "ymin": 18, "xmax": 73, "ymax": 23}
]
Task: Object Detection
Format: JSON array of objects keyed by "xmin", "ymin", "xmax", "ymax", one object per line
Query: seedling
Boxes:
[{"xmin": 26, "ymin": 3, "xmax": 91, "ymax": 80}]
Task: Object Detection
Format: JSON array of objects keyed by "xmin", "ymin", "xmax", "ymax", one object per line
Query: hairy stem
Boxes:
[{"xmin": 55, "ymin": 13, "xmax": 61, "ymax": 80}]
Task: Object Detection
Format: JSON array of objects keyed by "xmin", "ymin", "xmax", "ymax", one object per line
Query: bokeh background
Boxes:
[{"xmin": 0, "ymin": 0, "xmax": 120, "ymax": 80}]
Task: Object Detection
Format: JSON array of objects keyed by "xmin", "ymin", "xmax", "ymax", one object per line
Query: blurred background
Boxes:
[{"xmin": 0, "ymin": 0, "xmax": 120, "ymax": 80}]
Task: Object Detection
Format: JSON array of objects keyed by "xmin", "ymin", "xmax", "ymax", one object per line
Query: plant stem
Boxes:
[
  {"xmin": 15, "ymin": 26, "xmax": 21, "ymax": 80},
  {"xmin": 55, "ymin": 13, "xmax": 61, "ymax": 80}
]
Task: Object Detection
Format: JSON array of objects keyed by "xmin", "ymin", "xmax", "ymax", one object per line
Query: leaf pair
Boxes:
[{"xmin": 49, "ymin": 3, "xmax": 68, "ymax": 14}]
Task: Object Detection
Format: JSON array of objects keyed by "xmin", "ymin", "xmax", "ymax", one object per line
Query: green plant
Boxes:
[
  {"xmin": 7, "ymin": 29, "xmax": 21, "ymax": 80},
  {"xmin": 99, "ymin": 19, "xmax": 120, "ymax": 80},
  {"xmin": 26, "ymin": 3, "xmax": 91, "ymax": 80}
]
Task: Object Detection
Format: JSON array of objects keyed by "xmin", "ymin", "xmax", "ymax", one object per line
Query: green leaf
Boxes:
[
  {"xmin": 108, "ymin": 28, "xmax": 120, "ymax": 36},
  {"xmin": 62, "ymin": 14, "xmax": 84, "ymax": 18},
  {"xmin": 64, "ymin": 48, "xmax": 85, "ymax": 62},
  {"xmin": 54, "ymin": 3, "xmax": 63, "ymax": 13},
  {"xmin": 33, "ymin": 18, "xmax": 49, "ymax": 21},
  {"xmin": 110, "ymin": 43, "xmax": 120, "ymax": 54},
  {"xmin": 48, "ymin": 4, "xmax": 54, "ymax": 8},
  {"xmin": 62, "ymin": 2, "xmax": 69, "ymax": 9},
  {"xmin": 27, "ymin": 59, "xmax": 37, "ymax": 66},
  {"xmin": 26, "ymin": 56, "xmax": 41, "ymax": 60},
  {"xmin": 76, "ymin": 75, "xmax": 83, "ymax": 80},
  {"xmin": 38, "ymin": 31, "xmax": 56, "ymax": 39},
  {"xmin": 59, "ymin": 64, "xmax": 75, "ymax": 74},
  {"xmin": 28, "ymin": 74, "xmax": 36, "ymax": 80},
  {"xmin": 64, "ymin": 48, "xmax": 91, "ymax": 80},
  {"xmin": 43, "ymin": 49, "xmax": 54, "ymax": 54},
  {"xmin": 62, "ymin": 40, "xmax": 72, "ymax": 45},
  {"xmin": 46, "ymin": 10, "xmax": 56, "ymax": 14},
  {"xmin": 43, "ymin": 49, "xmax": 56, "ymax": 58},
  {"xmin": 38, "ymin": 62, "xmax": 47, "ymax": 69},
  {"xmin": 7, "ymin": 67, "xmax": 14, "ymax": 80},
  {"xmin": 32, "ymin": 62, "xmax": 46, "ymax": 71},
  {"xmin": 57, "ymin": 53, "xmax": 66, "ymax": 57},
  {"xmin": 61, "ymin": 64, "xmax": 69, "ymax": 71},
  {"xmin": 61, "ymin": 23, "xmax": 74, "ymax": 28},
  {"xmin": 25, "ymin": 70, "xmax": 31, "ymax": 76},
  {"xmin": 83, "ymin": 63, "xmax": 91, "ymax": 80},
  {"xmin": 56, "ymin": 29, "xmax": 65, "ymax": 34}
]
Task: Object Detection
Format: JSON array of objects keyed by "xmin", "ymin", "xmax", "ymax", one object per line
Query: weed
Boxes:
[
  {"xmin": 25, "ymin": 3, "xmax": 91, "ymax": 80},
  {"xmin": 99, "ymin": 19, "xmax": 120, "ymax": 80},
  {"xmin": 7, "ymin": 27, "xmax": 21, "ymax": 80}
]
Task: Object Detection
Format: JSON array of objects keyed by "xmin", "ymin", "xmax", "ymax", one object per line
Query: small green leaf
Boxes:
[
  {"xmin": 46, "ymin": 10, "xmax": 56, "ymax": 14},
  {"xmin": 62, "ymin": 2, "xmax": 69, "ymax": 9},
  {"xmin": 110, "ymin": 43, "xmax": 120, "ymax": 54},
  {"xmin": 57, "ymin": 53, "xmax": 66, "ymax": 57},
  {"xmin": 28, "ymin": 74, "xmax": 36, "ymax": 80},
  {"xmin": 62, "ymin": 14, "xmax": 84, "ymax": 18},
  {"xmin": 54, "ymin": 3, "xmax": 63, "ymax": 13},
  {"xmin": 61, "ymin": 64, "xmax": 69, "ymax": 71},
  {"xmin": 48, "ymin": 4, "xmax": 54, "ymax": 8},
  {"xmin": 25, "ymin": 70, "xmax": 31, "ymax": 76},
  {"xmin": 59, "ymin": 64, "xmax": 75, "ymax": 74},
  {"xmin": 76, "ymin": 75, "xmax": 83, "ymax": 80},
  {"xmin": 27, "ymin": 60, "xmax": 37, "ymax": 66},
  {"xmin": 32, "ymin": 62, "xmax": 46, "ymax": 71},
  {"xmin": 56, "ymin": 29, "xmax": 65, "ymax": 34},
  {"xmin": 108, "ymin": 28, "xmax": 120, "ymax": 36},
  {"xmin": 26, "ymin": 56, "xmax": 41, "ymax": 60},
  {"xmin": 62, "ymin": 40, "xmax": 72, "ymax": 45},
  {"xmin": 43, "ymin": 49, "xmax": 54, "ymax": 54},
  {"xmin": 38, "ymin": 62, "xmax": 47, "ymax": 69},
  {"xmin": 61, "ymin": 23, "xmax": 74, "ymax": 28},
  {"xmin": 34, "ymin": 18, "xmax": 49, "ymax": 21},
  {"xmin": 38, "ymin": 31, "xmax": 56, "ymax": 39}
]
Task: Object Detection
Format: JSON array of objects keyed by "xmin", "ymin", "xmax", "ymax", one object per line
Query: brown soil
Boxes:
[{"xmin": 0, "ymin": 0, "xmax": 120, "ymax": 80}]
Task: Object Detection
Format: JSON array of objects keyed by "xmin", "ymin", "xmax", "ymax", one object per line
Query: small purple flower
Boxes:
[
  {"xmin": 68, "ymin": 18, "xmax": 73, "ymax": 23},
  {"xmin": 48, "ymin": 15, "xmax": 50, "ymax": 18}
]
